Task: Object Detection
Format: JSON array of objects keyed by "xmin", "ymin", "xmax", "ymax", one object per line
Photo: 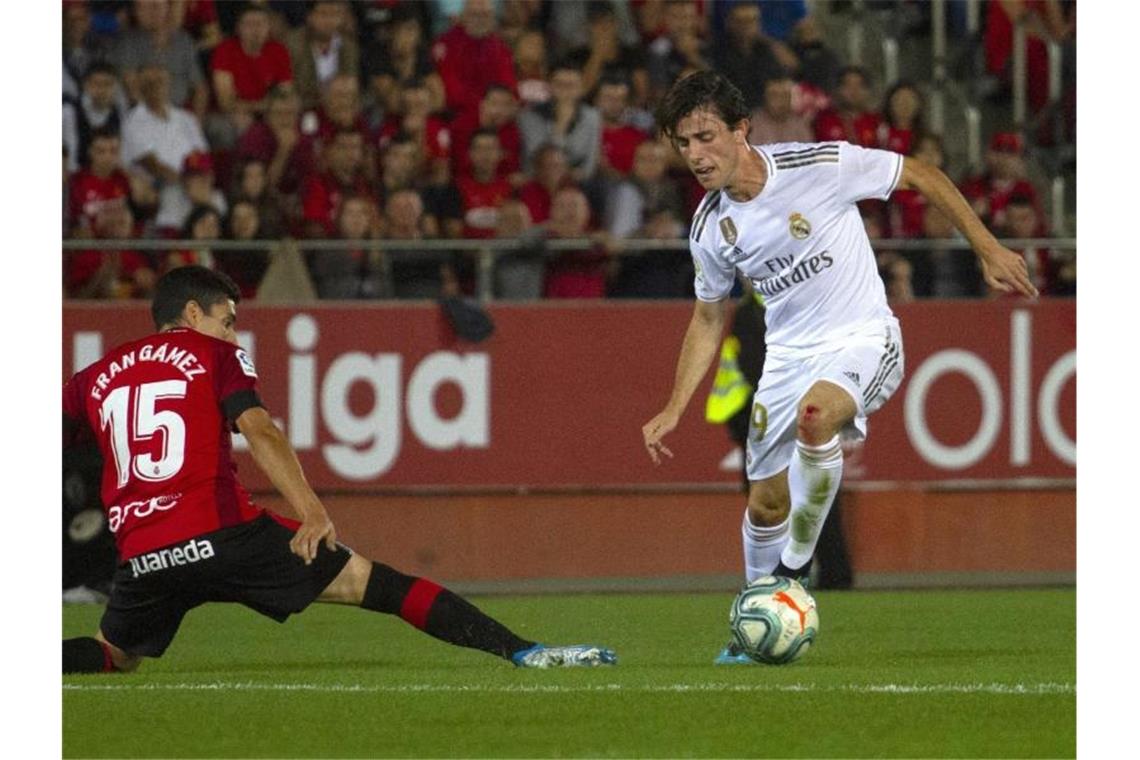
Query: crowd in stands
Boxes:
[{"xmin": 62, "ymin": 0, "xmax": 1076, "ymax": 301}]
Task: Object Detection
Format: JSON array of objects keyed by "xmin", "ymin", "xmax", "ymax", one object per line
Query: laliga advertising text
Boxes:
[{"xmin": 73, "ymin": 315, "xmax": 491, "ymax": 481}]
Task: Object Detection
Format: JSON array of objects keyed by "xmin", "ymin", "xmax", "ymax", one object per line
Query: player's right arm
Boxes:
[
  {"xmin": 642, "ymin": 297, "xmax": 729, "ymax": 464},
  {"xmin": 236, "ymin": 407, "xmax": 336, "ymax": 565}
]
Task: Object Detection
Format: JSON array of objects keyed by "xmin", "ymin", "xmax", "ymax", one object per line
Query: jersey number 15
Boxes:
[{"xmin": 99, "ymin": 380, "xmax": 188, "ymax": 488}]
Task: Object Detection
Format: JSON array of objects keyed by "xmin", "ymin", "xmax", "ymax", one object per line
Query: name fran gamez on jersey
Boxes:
[{"xmin": 749, "ymin": 250, "xmax": 835, "ymax": 298}]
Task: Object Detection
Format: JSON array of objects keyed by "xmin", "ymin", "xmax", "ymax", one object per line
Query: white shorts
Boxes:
[{"xmin": 745, "ymin": 319, "xmax": 905, "ymax": 481}]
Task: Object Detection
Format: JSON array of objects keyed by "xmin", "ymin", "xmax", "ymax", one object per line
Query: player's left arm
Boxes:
[{"xmin": 897, "ymin": 156, "xmax": 1038, "ymax": 297}]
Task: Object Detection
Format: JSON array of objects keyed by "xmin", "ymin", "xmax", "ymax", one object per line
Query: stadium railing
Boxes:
[{"xmin": 62, "ymin": 237, "xmax": 1077, "ymax": 302}]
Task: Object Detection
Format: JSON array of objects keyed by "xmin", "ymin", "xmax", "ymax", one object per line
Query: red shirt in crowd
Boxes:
[
  {"xmin": 68, "ymin": 169, "xmax": 131, "ymax": 232},
  {"xmin": 63, "ymin": 328, "xmax": 265, "ymax": 560},
  {"xmin": 958, "ymin": 175, "xmax": 1044, "ymax": 231},
  {"xmin": 432, "ymin": 25, "xmax": 517, "ymax": 120},
  {"xmin": 601, "ymin": 124, "xmax": 648, "ymax": 176},
  {"xmin": 813, "ymin": 109, "xmax": 881, "ymax": 148},
  {"xmin": 887, "ymin": 188, "xmax": 926, "ymax": 239},
  {"xmin": 449, "ymin": 111, "xmax": 521, "ymax": 180},
  {"xmin": 454, "ymin": 174, "xmax": 512, "ymax": 239},
  {"xmin": 878, "ymin": 124, "xmax": 915, "ymax": 156},
  {"xmin": 544, "ymin": 244, "xmax": 608, "ymax": 299},
  {"xmin": 300, "ymin": 171, "xmax": 374, "ymax": 236},
  {"xmin": 235, "ymin": 121, "xmax": 316, "ymax": 195},
  {"xmin": 210, "ymin": 37, "xmax": 294, "ymax": 103},
  {"xmin": 374, "ymin": 115, "xmax": 453, "ymax": 163}
]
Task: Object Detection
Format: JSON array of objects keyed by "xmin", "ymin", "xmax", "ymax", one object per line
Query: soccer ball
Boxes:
[{"xmin": 729, "ymin": 576, "xmax": 820, "ymax": 664}]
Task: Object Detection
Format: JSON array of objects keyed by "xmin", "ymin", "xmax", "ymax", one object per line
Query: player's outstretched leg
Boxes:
[
  {"xmin": 778, "ymin": 382, "xmax": 854, "ymax": 583},
  {"xmin": 322, "ymin": 555, "xmax": 616, "ymax": 667}
]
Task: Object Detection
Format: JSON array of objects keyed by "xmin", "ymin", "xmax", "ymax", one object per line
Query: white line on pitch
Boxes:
[{"xmin": 63, "ymin": 681, "xmax": 1075, "ymax": 696}]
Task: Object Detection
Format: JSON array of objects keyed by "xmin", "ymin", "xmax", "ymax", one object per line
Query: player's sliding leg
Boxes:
[
  {"xmin": 776, "ymin": 381, "xmax": 857, "ymax": 581},
  {"xmin": 62, "ymin": 632, "xmax": 141, "ymax": 674},
  {"xmin": 319, "ymin": 554, "xmax": 616, "ymax": 667}
]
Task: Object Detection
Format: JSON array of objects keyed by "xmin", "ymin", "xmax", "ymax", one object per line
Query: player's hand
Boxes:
[
  {"xmin": 980, "ymin": 245, "xmax": 1039, "ymax": 298},
  {"xmin": 290, "ymin": 513, "xmax": 337, "ymax": 565},
  {"xmin": 642, "ymin": 409, "xmax": 680, "ymax": 465}
]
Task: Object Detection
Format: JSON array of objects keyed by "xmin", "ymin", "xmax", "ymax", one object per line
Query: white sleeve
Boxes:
[
  {"xmin": 837, "ymin": 142, "xmax": 904, "ymax": 205},
  {"xmin": 119, "ymin": 111, "xmax": 148, "ymax": 168},
  {"xmin": 692, "ymin": 238, "xmax": 733, "ymax": 303}
]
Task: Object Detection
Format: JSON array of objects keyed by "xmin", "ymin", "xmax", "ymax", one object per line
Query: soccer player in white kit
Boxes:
[{"xmin": 641, "ymin": 71, "xmax": 1038, "ymax": 663}]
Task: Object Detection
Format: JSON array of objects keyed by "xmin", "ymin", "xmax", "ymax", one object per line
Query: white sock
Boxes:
[
  {"xmin": 781, "ymin": 435, "xmax": 844, "ymax": 570},
  {"xmin": 742, "ymin": 509, "xmax": 789, "ymax": 583}
]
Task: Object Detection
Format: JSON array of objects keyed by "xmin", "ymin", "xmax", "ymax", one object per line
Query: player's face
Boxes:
[
  {"xmin": 672, "ymin": 108, "xmax": 747, "ymax": 189},
  {"xmin": 194, "ymin": 300, "xmax": 238, "ymax": 345}
]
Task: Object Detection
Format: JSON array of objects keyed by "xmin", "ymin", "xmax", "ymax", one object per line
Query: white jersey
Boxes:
[{"xmin": 690, "ymin": 141, "xmax": 903, "ymax": 359}]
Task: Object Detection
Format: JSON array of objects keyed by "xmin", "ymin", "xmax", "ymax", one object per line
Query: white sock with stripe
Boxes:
[
  {"xmin": 781, "ymin": 435, "xmax": 844, "ymax": 570},
  {"xmin": 742, "ymin": 510, "xmax": 789, "ymax": 582}
]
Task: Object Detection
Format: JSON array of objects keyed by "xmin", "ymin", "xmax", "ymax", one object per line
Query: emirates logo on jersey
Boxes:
[
  {"xmin": 719, "ymin": 217, "xmax": 738, "ymax": 245},
  {"xmin": 789, "ymin": 212, "xmax": 812, "ymax": 240}
]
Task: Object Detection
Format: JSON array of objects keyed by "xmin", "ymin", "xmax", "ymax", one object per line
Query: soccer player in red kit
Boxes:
[{"xmin": 62, "ymin": 266, "xmax": 616, "ymax": 673}]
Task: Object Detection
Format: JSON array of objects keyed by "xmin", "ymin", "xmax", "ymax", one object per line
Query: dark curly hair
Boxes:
[
  {"xmin": 655, "ymin": 70, "xmax": 751, "ymax": 141},
  {"xmin": 152, "ymin": 265, "xmax": 240, "ymax": 330}
]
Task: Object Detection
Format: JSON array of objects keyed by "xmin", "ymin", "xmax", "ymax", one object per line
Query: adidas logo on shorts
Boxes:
[{"xmin": 843, "ymin": 371, "xmax": 861, "ymax": 385}]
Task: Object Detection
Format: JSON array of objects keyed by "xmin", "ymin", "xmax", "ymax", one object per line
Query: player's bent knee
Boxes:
[
  {"xmin": 747, "ymin": 489, "xmax": 789, "ymax": 527},
  {"xmin": 796, "ymin": 402, "xmax": 840, "ymax": 445},
  {"xmin": 96, "ymin": 633, "xmax": 142, "ymax": 672},
  {"xmin": 318, "ymin": 553, "xmax": 372, "ymax": 605}
]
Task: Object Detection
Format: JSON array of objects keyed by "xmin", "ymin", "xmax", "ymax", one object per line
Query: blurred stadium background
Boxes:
[{"xmin": 62, "ymin": 0, "xmax": 1075, "ymax": 597}]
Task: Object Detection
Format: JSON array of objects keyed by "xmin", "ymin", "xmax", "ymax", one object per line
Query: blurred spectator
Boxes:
[
  {"xmin": 888, "ymin": 133, "xmax": 944, "ymax": 240},
  {"xmin": 308, "ymin": 195, "xmax": 386, "ymax": 299},
  {"xmin": 366, "ymin": 4, "xmax": 445, "ymax": 115},
  {"xmin": 304, "ymin": 73, "xmax": 369, "ymax": 144},
  {"xmin": 594, "ymin": 75, "xmax": 650, "ymax": 181},
  {"xmin": 568, "ymin": 2, "xmax": 651, "ymax": 109},
  {"xmin": 155, "ymin": 150, "xmax": 228, "ymax": 234},
  {"xmin": 432, "ymin": 0, "xmax": 518, "ymax": 123},
  {"xmin": 605, "ymin": 139, "xmax": 683, "ymax": 238},
  {"xmin": 235, "ymin": 87, "xmax": 313, "ymax": 196},
  {"xmin": 543, "ymin": 187, "xmax": 609, "ymax": 299},
  {"xmin": 209, "ymin": 3, "xmax": 294, "ymax": 139},
  {"xmin": 300, "ymin": 129, "xmax": 373, "ymax": 238},
  {"xmin": 67, "ymin": 205, "xmax": 156, "ymax": 300},
  {"xmin": 813, "ymin": 66, "xmax": 881, "ymax": 148},
  {"xmin": 646, "ymin": 0, "xmax": 709, "ymax": 102},
  {"xmin": 548, "ymin": 0, "xmax": 640, "ymax": 54},
  {"xmin": 878, "ymin": 81, "xmax": 925, "ymax": 156},
  {"xmin": 454, "ymin": 129, "xmax": 513, "ymax": 239},
  {"xmin": 374, "ymin": 78, "xmax": 452, "ymax": 186},
  {"xmin": 286, "ymin": 1, "xmax": 360, "ymax": 110},
  {"xmin": 115, "ymin": 0, "xmax": 209, "ymax": 116},
  {"xmin": 166, "ymin": 203, "xmax": 222, "ymax": 272},
  {"xmin": 999, "ymin": 192, "xmax": 1065, "ymax": 296},
  {"xmin": 230, "ymin": 158, "xmax": 286, "ymax": 238},
  {"xmin": 922, "ymin": 205, "xmax": 982, "ymax": 298},
  {"xmin": 517, "ymin": 59, "xmax": 601, "ymax": 183},
  {"xmin": 983, "ymin": 1, "xmax": 1074, "ymax": 118},
  {"xmin": 865, "ymin": 207, "xmax": 914, "ymax": 304},
  {"xmin": 749, "ymin": 72, "xmax": 812, "ymax": 145},
  {"xmin": 789, "ymin": 16, "xmax": 839, "ymax": 121},
  {"xmin": 712, "ymin": 2, "xmax": 796, "ymax": 109},
  {"xmin": 121, "ymin": 64, "xmax": 209, "ymax": 191},
  {"xmin": 386, "ymin": 189, "xmax": 455, "ymax": 299},
  {"xmin": 68, "ymin": 129, "xmax": 133, "ymax": 238},
  {"xmin": 499, "ymin": 0, "xmax": 544, "ymax": 48},
  {"xmin": 64, "ymin": 0, "xmax": 117, "ymax": 102},
  {"xmin": 959, "ymin": 131, "xmax": 1046, "ymax": 231},
  {"xmin": 63, "ymin": 62, "xmax": 130, "ymax": 174},
  {"xmin": 451, "ymin": 85, "xmax": 522, "ymax": 183},
  {"xmin": 379, "ymin": 133, "xmax": 459, "ymax": 239},
  {"xmin": 518, "ymin": 144, "xmax": 573, "ymax": 225},
  {"xmin": 215, "ymin": 198, "xmax": 270, "ymax": 298},
  {"xmin": 606, "ymin": 140, "xmax": 689, "ymax": 298},
  {"xmin": 492, "ymin": 198, "xmax": 544, "ymax": 300},
  {"xmin": 513, "ymin": 29, "xmax": 551, "ymax": 108},
  {"xmin": 181, "ymin": 0, "xmax": 225, "ymax": 60}
]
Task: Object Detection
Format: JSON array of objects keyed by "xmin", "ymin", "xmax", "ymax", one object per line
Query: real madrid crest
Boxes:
[
  {"xmin": 789, "ymin": 212, "xmax": 811, "ymax": 240},
  {"xmin": 719, "ymin": 217, "xmax": 738, "ymax": 245}
]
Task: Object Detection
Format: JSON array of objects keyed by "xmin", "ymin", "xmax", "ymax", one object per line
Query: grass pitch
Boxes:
[{"xmin": 63, "ymin": 588, "xmax": 1075, "ymax": 758}]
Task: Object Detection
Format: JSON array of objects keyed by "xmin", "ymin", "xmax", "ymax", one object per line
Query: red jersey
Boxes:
[
  {"xmin": 878, "ymin": 124, "xmax": 915, "ymax": 156},
  {"xmin": 300, "ymin": 171, "xmax": 374, "ymax": 236},
  {"xmin": 431, "ymin": 25, "xmax": 517, "ymax": 120},
  {"xmin": 62, "ymin": 328, "xmax": 264, "ymax": 560},
  {"xmin": 959, "ymin": 176, "xmax": 1045, "ymax": 230},
  {"xmin": 455, "ymin": 174, "xmax": 512, "ymax": 239},
  {"xmin": 68, "ymin": 169, "xmax": 131, "ymax": 232},
  {"xmin": 517, "ymin": 181, "xmax": 554, "ymax": 226},
  {"xmin": 813, "ymin": 109, "xmax": 881, "ymax": 148},
  {"xmin": 210, "ymin": 37, "xmax": 294, "ymax": 102},
  {"xmin": 374, "ymin": 115, "xmax": 452, "ymax": 162},
  {"xmin": 449, "ymin": 111, "xmax": 521, "ymax": 179},
  {"xmin": 887, "ymin": 188, "xmax": 926, "ymax": 239},
  {"xmin": 601, "ymin": 124, "xmax": 648, "ymax": 176}
]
